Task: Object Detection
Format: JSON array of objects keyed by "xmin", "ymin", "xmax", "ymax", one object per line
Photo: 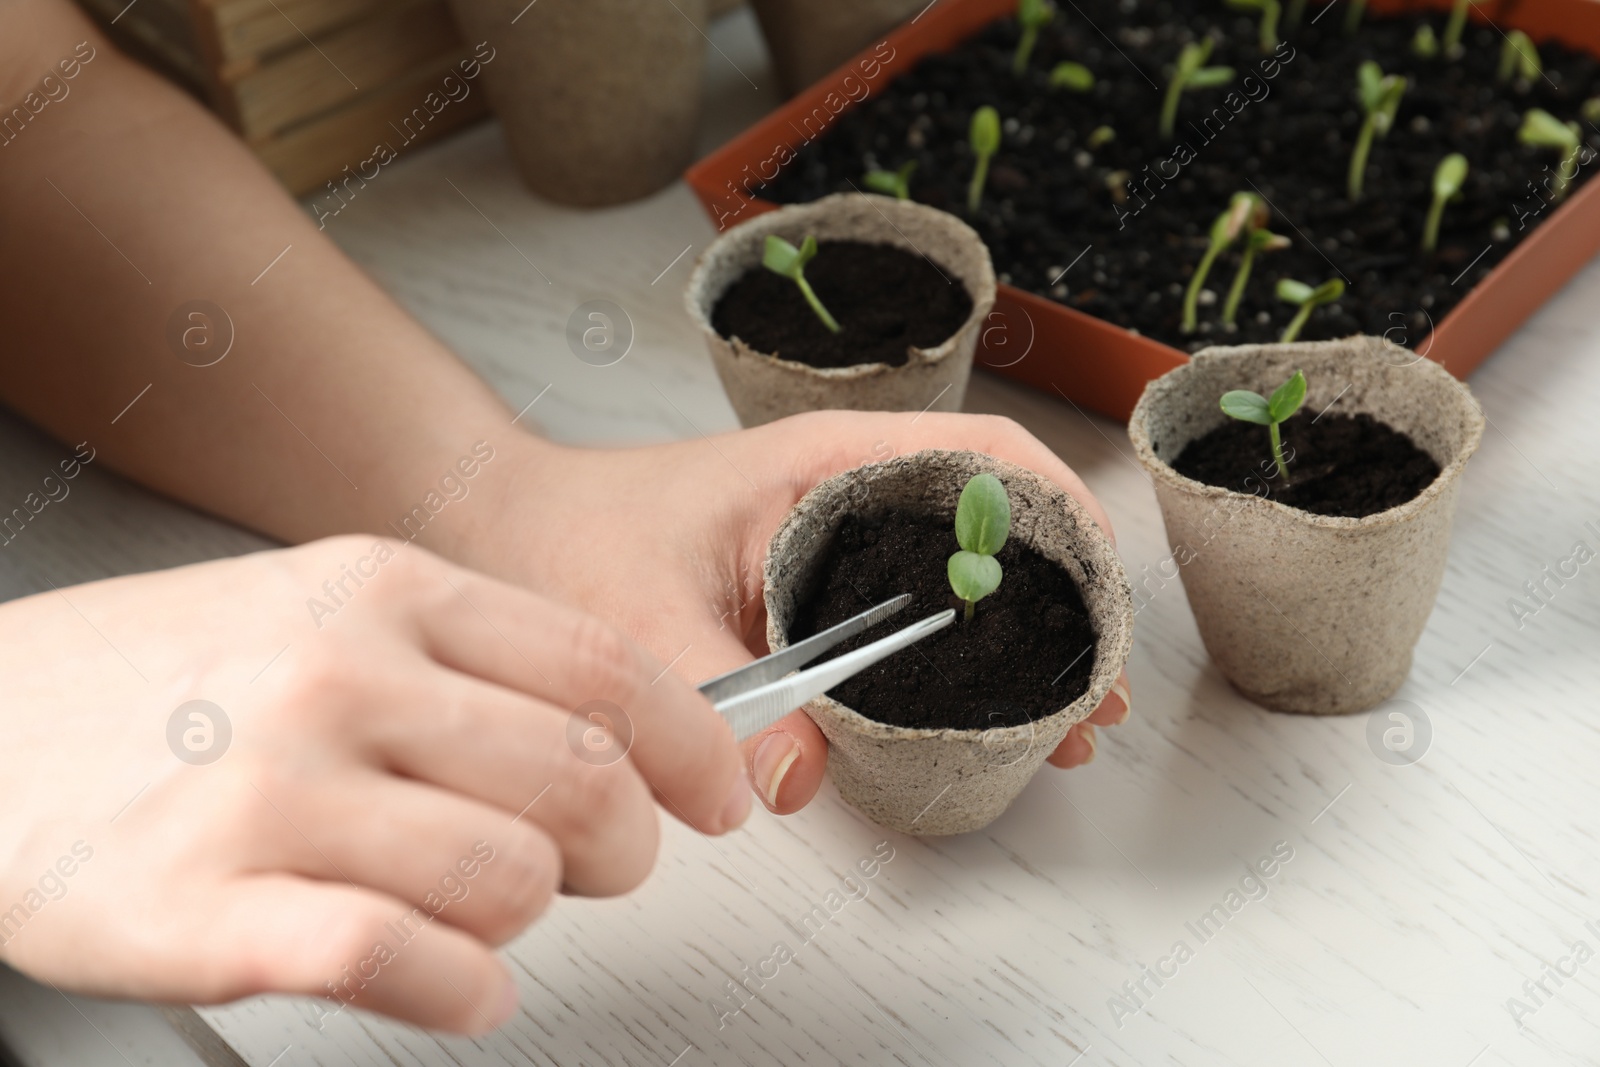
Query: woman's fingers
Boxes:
[
  {"xmin": 1047, "ymin": 671, "xmax": 1131, "ymax": 768},
  {"xmin": 247, "ymin": 767, "xmax": 579, "ymax": 932},
  {"xmin": 408, "ymin": 563, "xmax": 748, "ymax": 837},
  {"xmin": 201, "ymin": 874, "xmax": 516, "ymax": 1034},
  {"xmin": 359, "ymin": 675, "xmax": 666, "ymax": 898},
  {"xmin": 1086, "ymin": 669, "xmax": 1132, "ymax": 727}
]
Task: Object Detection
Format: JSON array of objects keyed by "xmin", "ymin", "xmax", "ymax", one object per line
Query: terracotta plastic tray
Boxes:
[{"xmin": 685, "ymin": 0, "xmax": 1600, "ymax": 420}]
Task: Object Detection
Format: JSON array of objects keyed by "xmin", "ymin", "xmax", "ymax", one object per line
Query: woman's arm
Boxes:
[{"xmin": 0, "ymin": 0, "xmax": 538, "ymax": 545}]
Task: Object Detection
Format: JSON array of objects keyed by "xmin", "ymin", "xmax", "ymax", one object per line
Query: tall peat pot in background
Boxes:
[
  {"xmin": 1128, "ymin": 336, "xmax": 1485, "ymax": 715},
  {"xmin": 686, "ymin": 193, "xmax": 995, "ymax": 426},
  {"xmin": 750, "ymin": 0, "xmax": 927, "ymax": 97},
  {"xmin": 444, "ymin": 0, "xmax": 708, "ymax": 206},
  {"xmin": 763, "ymin": 450, "xmax": 1133, "ymax": 835}
]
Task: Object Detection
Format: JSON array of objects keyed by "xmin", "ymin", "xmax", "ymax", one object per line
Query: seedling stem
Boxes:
[
  {"xmin": 968, "ymin": 106, "xmax": 1002, "ymax": 213},
  {"xmin": 1423, "ymin": 153, "xmax": 1468, "ymax": 254},
  {"xmin": 1160, "ymin": 39, "xmax": 1234, "ymax": 140},
  {"xmin": 761, "ymin": 234, "xmax": 841, "ymax": 333},
  {"xmin": 1219, "ymin": 370, "xmax": 1307, "ymax": 481},
  {"xmin": 1349, "ymin": 62, "xmax": 1407, "ymax": 201},
  {"xmin": 1276, "ymin": 278, "xmax": 1345, "ymax": 344},
  {"xmin": 1183, "ymin": 193, "xmax": 1259, "ymax": 334}
]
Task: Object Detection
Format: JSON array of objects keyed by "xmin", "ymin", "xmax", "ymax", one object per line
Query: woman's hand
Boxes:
[
  {"xmin": 0, "ymin": 537, "xmax": 746, "ymax": 1033},
  {"xmin": 459, "ymin": 411, "xmax": 1133, "ymax": 818}
]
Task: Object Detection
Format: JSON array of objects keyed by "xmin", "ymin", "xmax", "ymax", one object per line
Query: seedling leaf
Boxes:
[
  {"xmin": 954, "ymin": 472, "xmax": 1011, "ymax": 555},
  {"xmin": 1049, "ymin": 61, "xmax": 1095, "ymax": 91},
  {"xmin": 1219, "ymin": 390, "xmax": 1273, "ymax": 424},
  {"xmin": 949, "ymin": 552, "xmax": 1004, "ymax": 608},
  {"xmin": 1267, "ymin": 369, "xmax": 1308, "ymax": 422},
  {"xmin": 949, "ymin": 473, "xmax": 1011, "ymax": 620}
]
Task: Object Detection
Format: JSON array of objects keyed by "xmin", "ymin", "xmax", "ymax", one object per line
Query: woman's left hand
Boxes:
[{"xmin": 457, "ymin": 410, "xmax": 1133, "ymax": 817}]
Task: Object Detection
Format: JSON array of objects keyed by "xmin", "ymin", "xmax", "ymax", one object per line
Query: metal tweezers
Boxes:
[{"xmin": 698, "ymin": 594, "xmax": 955, "ymax": 741}]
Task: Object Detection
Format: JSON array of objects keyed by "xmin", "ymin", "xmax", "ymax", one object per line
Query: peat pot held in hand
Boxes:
[
  {"xmin": 763, "ymin": 450, "xmax": 1133, "ymax": 835},
  {"xmin": 1128, "ymin": 336, "xmax": 1485, "ymax": 715},
  {"xmin": 685, "ymin": 193, "xmax": 995, "ymax": 427}
]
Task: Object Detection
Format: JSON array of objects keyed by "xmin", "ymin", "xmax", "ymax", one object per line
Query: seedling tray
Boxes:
[{"xmin": 685, "ymin": 0, "xmax": 1600, "ymax": 420}]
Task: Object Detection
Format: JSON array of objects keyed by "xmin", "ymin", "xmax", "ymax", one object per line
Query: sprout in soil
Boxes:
[
  {"xmin": 1276, "ymin": 277, "xmax": 1345, "ymax": 343},
  {"xmin": 762, "ymin": 234, "xmax": 841, "ymax": 333},
  {"xmin": 1087, "ymin": 124, "xmax": 1117, "ymax": 148},
  {"xmin": 1227, "ymin": 0, "xmax": 1280, "ymax": 53},
  {"xmin": 1498, "ymin": 30, "xmax": 1541, "ymax": 85},
  {"xmin": 1220, "ymin": 369, "xmax": 1307, "ymax": 481},
  {"xmin": 967, "ymin": 106, "xmax": 1002, "ymax": 213},
  {"xmin": 1412, "ymin": 24, "xmax": 1439, "ymax": 58},
  {"xmin": 1423, "ymin": 153, "xmax": 1469, "ymax": 254},
  {"xmin": 1442, "ymin": 0, "xmax": 1480, "ymax": 57},
  {"xmin": 1183, "ymin": 192, "xmax": 1258, "ymax": 334},
  {"xmin": 1049, "ymin": 61, "xmax": 1095, "ymax": 91},
  {"xmin": 1160, "ymin": 39, "xmax": 1235, "ymax": 140},
  {"xmin": 948, "ymin": 473, "xmax": 1011, "ymax": 622},
  {"xmin": 1519, "ymin": 108, "xmax": 1585, "ymax": 201},
  {"xmin": 864, "ymin": 160, "xmax": 917, "ymax": 200},
  {"xmin": 1584, "ymin": 97, "xmax": 1600, "ymax": 126},
  {"xmin": 1013, "ymin": 0, "xmax": 1054, "ymax": 75},
  {"xmin": 1222, "ymin": 225, "xmax": 1290, "ymax": 328},
  {"xmin": 1349, "ymin": 61, "xmax": 1407, "ymax": 201},
  {"xmin": 1343, "ymin": 0, "xmax": 1367, "ymax": 35}
]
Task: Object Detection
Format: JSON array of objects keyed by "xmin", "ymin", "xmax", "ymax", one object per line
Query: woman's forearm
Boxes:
[{"xmin": 0, "ymin": 0, "xmax": 539, "ymax": 547}]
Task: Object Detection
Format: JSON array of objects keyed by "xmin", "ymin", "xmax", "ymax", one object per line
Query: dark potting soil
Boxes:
[
  {"xmin": 1172, "ymin": 410, "xmax": 1441, "ymax": 516},
  {"xmin": 710, "ymin": 240, "xmax": 973, "ymax": 368},
  {"xmin": 787, "ymin": 511, "xmax": 1097, "ymax": 730},
  {"xmin": 762, "ymin": 2, "xmax": 1600, "ymax": 353}
]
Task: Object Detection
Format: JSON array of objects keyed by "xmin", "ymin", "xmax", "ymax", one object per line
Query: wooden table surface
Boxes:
[{"xmin": 3, "ymin": 8, "xmax": 1599, "ymax": 1067}]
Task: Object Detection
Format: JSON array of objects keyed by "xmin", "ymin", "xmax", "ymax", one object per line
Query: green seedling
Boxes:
[
  {"xmin": 1222, "ymin": 225, "xmax": 1290, "ymax": 327},
  {"xmin": 1160, "ymin": 39, "xmax": 1235, "ymax": 140},
  {"xmin": 1049, "ymin": 61, "xmax": 1096, "ymax": 91},
  {"xmin": 1584, "ymin": 97, "xmax": 1600, "ymax": 125},
  {"xmin": 1183, "ymin": 192, "xmax": 1258, "ymax": 334},
  {"xmin": 1276, "ymin": 277, "xmax": 1345, "ymax": 343},
  {"xmin": 761, "ymin": 234, "xmax": 840, "ymax": 333},
  {"xmin": 948, "ymin": 473, "xmax": 1011, "ymax": 621},
  {"xmin": 863, "ymin": 160, "xmax": 917, "ymax": 200},
  {"xmin": 1228, "ymin": 0, "xmax": 1281, "ymax": 53},
  {"xmin": 1087, "ymin": 124, "xmax": 1117, "ymax": 148},
  {"xmin": 1519, "ymin": 107, "xmax": 1585, "ymax": 201},
  {"xmin": 1412, "ymin": 24, "xmax": 1439, "ymax": 58},
  {"xmin": 1442, "ymin": 0, "xmax": 1479, "ymax": 56},
  {"xmin": 1349, "ymin": 61, "xmax": 1407, "ymax": 200},
  {"xmin": 967, "ymin": 106, "xmax": 1002, "ymax": 213},
  {"xmin": 1014, "ymin": 0, "xmax": 1054, "ymax": 74},
  {"xmin": 1220, "ymin": 370, "xmax": 1306, "ymax": 480},
  {"xmin": 1344, "ymin": 0, "xmax": 1367, "ymax": 35},
  {"xmin": 1423, "ymin": 153, "xmax": 1469, "ymax": 253},
  {"xmin": 1498, "ymin": 30, "xmax": 1541, "ymax": 84}
]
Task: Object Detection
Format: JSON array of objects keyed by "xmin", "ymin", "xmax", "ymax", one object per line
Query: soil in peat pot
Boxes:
[
  {"xmin": 787, "ymin": 511, "xmax": 1098, "ymax": 730},
  {"xmin": 1172, "ymin": 410, "xmax": 1441, "ymax": 516},
  {"xmin": 711, "ymin": 240, "xmax": 972, "ymax": 368},
  {"xmin": 762, "ymin": 2, "xmax": 1600, "ymax": 352}
]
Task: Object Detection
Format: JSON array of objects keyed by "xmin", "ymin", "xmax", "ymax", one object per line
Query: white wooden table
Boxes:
[{"xmin": 4, "ymin": 8, "xmax": 1600, "ymax": 1066}]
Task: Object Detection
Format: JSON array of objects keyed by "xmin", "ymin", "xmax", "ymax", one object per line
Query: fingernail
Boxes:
[
  {"xmin": 1080, "ymin": 724, "xmax": 1098, "ymax": 764},
  {"xmin": 754, "ymin": 731, "xmax": 802, "ymax": 811},
  {"xmin": 721, "ymin": 764, "xmax": 753, "ymax": 831},
  {"xmin": 1111, "ymin": 679, "xmax": 1132, "ymax": 725}
]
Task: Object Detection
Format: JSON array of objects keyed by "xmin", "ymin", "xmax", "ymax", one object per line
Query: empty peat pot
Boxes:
[
  {"xmin": 685, "ymin": 193, "xmax": 996, "ymax": 427},
  {"xmin": 1128, "ymin": 336, "xmax": 1486, "ymax": 715},
  {"xmin": 763, "ymin": 449, "xmax": 1133, "ymax": 835}
]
